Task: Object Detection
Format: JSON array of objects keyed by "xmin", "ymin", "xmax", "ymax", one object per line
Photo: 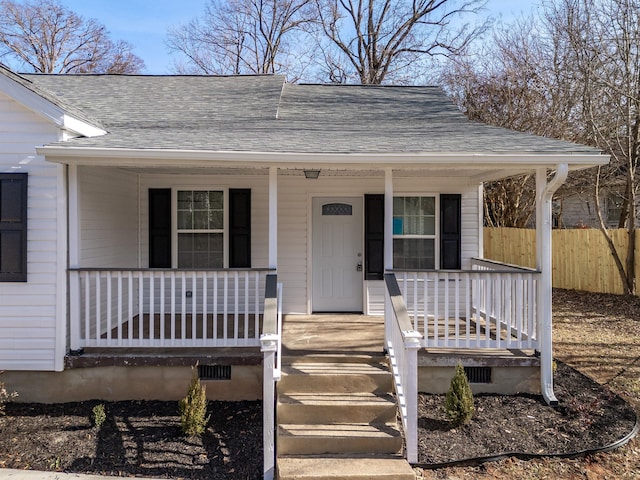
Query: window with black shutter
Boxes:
[
  {"xmin": 440, "ymin": 194, "xmax": 461, "ymax": 270},
  {"xmin": 0, "ymin": 173, "xmax": 28, "ymax": 282},
  {"xmin": 229, "ymin": 189, "xmax": 251, "ymax": 268},
  {"xmin": 364, "ymin": 194, "xmax": 384, "ymax": 280},
  {"xmin": 149, "ymin": 187, "xmax": 251, "ymax": 269}
]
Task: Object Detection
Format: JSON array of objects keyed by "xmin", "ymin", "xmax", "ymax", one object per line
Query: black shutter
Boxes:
[
  {"xmin": 149, "ymin": 189, "xmax": 171, "ymax": 268},
  {"xmin": 364, "ymin": 194, "xmax": 384, "ymax": 280},
  {"xmin": 229, "ymin": 189, "xmax": 251, "ymax": 268},
  {"xmin": 440, "ymin": 194, "xmax": 461, "ymax": 270},
  {"xmin": 0, "ymin": 173, "xmax": 28, "ymax": 282}
]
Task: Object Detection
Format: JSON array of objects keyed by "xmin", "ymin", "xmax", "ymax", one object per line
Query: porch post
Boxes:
[
  {"xmin": 536, "ymin": 165, "xmax": 568, "ymax": 406},
  {"xmin": 384, "ymin": 168, "xmax": 394, "ymax": 347},
  {"xmin": 68, "ymin": 164, "xmax": 82, "ymax": 353},
  {"xmin": 268, "ymin": 167, "xmax": 277, "ymax": 270}
]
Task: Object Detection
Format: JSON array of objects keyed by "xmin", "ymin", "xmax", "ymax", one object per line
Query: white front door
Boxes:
[{"xmin": 312, "ymin": 197, "xmax": 363, "ymax": 312}]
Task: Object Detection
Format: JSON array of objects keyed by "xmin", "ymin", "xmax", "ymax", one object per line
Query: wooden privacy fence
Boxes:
[{"xmin": 483, "ymin": 228, "xmax": 640, "ymax": 295}]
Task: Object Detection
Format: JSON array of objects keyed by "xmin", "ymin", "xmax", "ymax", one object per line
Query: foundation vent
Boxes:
[
  {"xmin": 198, "ymin": 364, "xmax": 231, "ymax": 380},
  {"xmin": 464, "ymin": 366, "xmax": 492, "ymax": 384}
]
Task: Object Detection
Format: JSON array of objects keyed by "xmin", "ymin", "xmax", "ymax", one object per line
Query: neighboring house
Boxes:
[
  {"xmin": 557, "ymin": 185, "xmax": 633, "ymax": 229},
  {"xmin": 0, "ymin": 65, "xmax": 608, "ymax": 476}
]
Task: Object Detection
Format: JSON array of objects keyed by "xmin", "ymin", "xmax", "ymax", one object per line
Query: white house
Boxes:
[{"xmin": 0, "ymin": 66, "xmax": 608, "ymax": 477}]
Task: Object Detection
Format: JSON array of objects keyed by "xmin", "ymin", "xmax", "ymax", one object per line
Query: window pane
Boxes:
[
  {"xmin": 178, "ymin": 233, "xmax": 223, "ymax": 268},
  {"xmin": 177, "ymin": 191, "xmax": 192, "ymax": 210},
  {"xmin": 193, "ymin": 211, "xmax": 209, "ymax": 229},
  {"xmin": 209, "ymin": 210, "xmax": 223, "ymax": 229},
  {"xmin": 422, "ymin": 197, "xmax": 435, "ymax": 215},
  {"xmin": 177, "ymin": 211, "xmax": 192, "ymax": 230},
  {"xmin": 209, "ymin": 191, "xmax": 223, "ymax": 209},
  {"xmin": 393, "ymin": 197, "xmax": 404, "ymax": 216},
  {"xmin": 393, "ymin": 238, "xmax": 435, "ymax": 270}
]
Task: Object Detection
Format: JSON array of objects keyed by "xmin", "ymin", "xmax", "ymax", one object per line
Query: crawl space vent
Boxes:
[
  {"xmin": 464, "ymin": 366, "xmax": 492, "ymax": 384},
  {"xmin": 198, "ymin": 364, "xmax": 231, "ymax": 380}
]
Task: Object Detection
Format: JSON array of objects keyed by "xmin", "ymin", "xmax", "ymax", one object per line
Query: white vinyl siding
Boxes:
[
  {"xmin": 0, "ymin": 93, "xmax": 62, "ymax": 371},
  {"xmin": 78, "ymin": 166, "xmax": 138, "ymax": 267}
]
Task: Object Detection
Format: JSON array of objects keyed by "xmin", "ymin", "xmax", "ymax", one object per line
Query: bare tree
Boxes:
[
  {"xmin": 312, "ymin": 0, "xmax": 487, "ymax": 84},
  {"xmin": 553, "ymin": 0, "xmax": 640, "ymax": 294},
  {"xmin": 167, "ymin": 0, "xmax": 313, "ymax": 78},
  {"xmin": 0, "ymin": 0, "xmax": 144, "ymax": 74},
  {"xmin": 443, "ymin": 0, "xmax": 640, "ymax": 294}
]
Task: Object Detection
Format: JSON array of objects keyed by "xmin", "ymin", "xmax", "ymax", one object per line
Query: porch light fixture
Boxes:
[{"xmin": 304, "ymin": 169, "xmax": 320, "ymax": 179}]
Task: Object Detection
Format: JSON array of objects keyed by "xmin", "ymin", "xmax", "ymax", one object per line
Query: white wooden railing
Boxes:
[
  {"xmin": 395, "ymin": 259, "xmax": 540, "ymax": 350},
  {"xmin": 260, "ymin": 274, "xmax": 283, "ymax": 480},
  {"xmin": 69, "ymin": 268, "xmax": 273, "ymax": 350},
  {"xmin": 384, "ymin": 273, "xmax": 422, "ymax": 464}
]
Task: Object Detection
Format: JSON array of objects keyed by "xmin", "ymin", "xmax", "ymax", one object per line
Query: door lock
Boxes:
[{"xmin": 357, "ymin": 261, "xmax": 363, "ymax": 272}]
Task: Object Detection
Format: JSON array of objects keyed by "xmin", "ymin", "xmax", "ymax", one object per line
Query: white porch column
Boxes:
[
  {"xmin": 68, "ymin": 164, "xmax": 82, "ymax": 354},
  {"xmin": 268, "ymin": 167, "xmax": 278, "ymax": 270},
  {"xmin": 384, "ymin": 168, "xmax": 393, "ymax": 271},
  {"xmin": 535, "ymin": 165, "xmax": 568, "ymax": 406},
  {"xmin": 384, "ymin": 168, "xmax": 394, "ymax": 347}
]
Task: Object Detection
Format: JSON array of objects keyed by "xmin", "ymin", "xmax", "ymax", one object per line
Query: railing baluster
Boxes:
[
  {"xmin": 223, "ymin": 272, "xmax": 229, "ymax": 344},
  {"xmin": 170, "ymin": 271, "xmax": 176, "ymax": 345},
  {"xmin": 444, "ymin": 271, "xmax": 449, "ymax": 347},
  {"xmin": 149, "ymin": 271, "xmax": 155, "ymax": 346},
  {"xmin": 434, "ymin": 271, "xmax": 439, "ymax": 346},
  {"xmin": 181, "ymin": 272, "xmax": 186, "ymax": 344},
  {"xmin": 95, "ymin": 271, "xmax": 101, "ymax": 346},
  {"xmin": 83, "ymin": 271, "xmax": 90, "ymax": 347},
  {"xmin": 128, "ymin": 271, "xmax": 133, "ymax": 346},
  {"xmin": 138, "ymin": 271, "xmax": 144, "ymax": 344},
  {"xmin": 213, "ymin": 273, "xmax": 219, "ymax": 342},
  {"xmin": 234, "ymin": 271, "xmax": 239, "ymax": 344},
  {"xmin": 202, "ymin": 272, "xmax": 208, "ymax": 343},
  {"xmin": 160, "ymin": 272, "xmax": 165, "ymax": 347},
  {"xmin": 254, "ymin": 272, "xmax": 260, "ymax": 340},
  {"xmin": 244, "ymin": 272, "xmax": 250, "ymax": 342},
  {"xmin": 192, "ymin": 271, "xmax": 197, "ymax": 343},
  {"xmin": 117, "ymin": 272, "xmax": 123, "ymax": 345}
]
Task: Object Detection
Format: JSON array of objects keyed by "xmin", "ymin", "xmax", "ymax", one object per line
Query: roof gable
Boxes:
[{"xmin": 0, "ymin": 65, "xmax": 105, "ymax": 137}]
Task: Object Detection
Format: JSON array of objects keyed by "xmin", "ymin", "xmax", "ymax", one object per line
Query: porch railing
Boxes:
[
  {"xmin": 69, "ymin": 268, "xmax": 273, "ymax": 350},
  {"xmin": 395, "ymin": 259, "xmax": 540, "ymax": 350},
  {"xmin": 260, "ymin": 274, "xmax": 283, "ymax": 480},
  {"xmin": 384, "ymin": 273, "xmax": 422, "ymax": 464}
]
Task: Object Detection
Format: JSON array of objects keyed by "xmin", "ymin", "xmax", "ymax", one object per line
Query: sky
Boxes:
[{"xmin": 59, "ymin": 0, "xmax": 538, "ymax": 75}]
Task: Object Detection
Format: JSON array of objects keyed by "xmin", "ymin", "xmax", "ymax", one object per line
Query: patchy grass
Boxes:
[{"xmin": 417, "ymin": 288, "xmax": 640, "ymax": 480}]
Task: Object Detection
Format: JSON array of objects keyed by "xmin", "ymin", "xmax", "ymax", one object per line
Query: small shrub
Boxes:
[
  {"xmin": 179, "ymin": 365, "xmax": 210, "ymax": 436},
  {"xmin": 0, "ymin": 373, "xmax": 17, "ymax": 415},
  {"xmin": 92, "ymin": 404, "xmax": 106, "ymax": 428},
  {"xmin": 444, "ymin": 363, "xmax": 475, "ymax": 425}
]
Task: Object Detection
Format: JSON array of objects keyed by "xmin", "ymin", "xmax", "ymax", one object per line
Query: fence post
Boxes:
[{"xmin": 261, "ymin": 338, "xmax": 277, "ymax": 480}]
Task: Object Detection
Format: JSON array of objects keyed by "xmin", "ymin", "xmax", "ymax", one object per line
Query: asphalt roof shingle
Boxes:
[{"xmin": 19, "ymin": 73, "xmax": 601, "ymax": 156}]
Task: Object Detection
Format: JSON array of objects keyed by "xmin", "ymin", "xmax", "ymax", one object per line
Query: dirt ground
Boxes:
[{"xmin": 0, "ymin": 288, "xmax": 638, "ymax": 479}]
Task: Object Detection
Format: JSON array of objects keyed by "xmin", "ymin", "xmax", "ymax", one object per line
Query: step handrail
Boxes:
[{"xmin": 384, "ymin": 272, "xmax": 422, "ymax": 464}]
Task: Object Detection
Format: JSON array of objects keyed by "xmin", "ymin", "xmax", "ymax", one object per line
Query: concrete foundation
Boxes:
[
  {"xmin": 2, "ymin": 364, "xmax": 262, "ymax": 403},
  {"xmin": 417, "ymin": 348, "xmax": 541, "ymax": 395}
]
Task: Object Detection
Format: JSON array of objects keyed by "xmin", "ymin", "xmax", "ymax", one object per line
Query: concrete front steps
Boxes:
[{"xmin": 276, "ymin": 355, "xmax": 415, "ymax": 480}]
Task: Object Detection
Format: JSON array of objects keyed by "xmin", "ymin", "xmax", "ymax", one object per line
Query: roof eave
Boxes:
[{"xmin": 36, "ymin": 145, "xmax": 610, "ymax": 170}]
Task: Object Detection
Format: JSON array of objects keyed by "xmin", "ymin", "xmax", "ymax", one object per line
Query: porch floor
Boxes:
[{"xmin": 281, "ymin": 314, "xmax": 385, "ymax": 356}]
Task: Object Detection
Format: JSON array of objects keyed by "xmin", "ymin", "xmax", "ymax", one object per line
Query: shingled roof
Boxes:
[{"xmin": 20, "ymin": 72, "xmax": 601, "ymax": 156}]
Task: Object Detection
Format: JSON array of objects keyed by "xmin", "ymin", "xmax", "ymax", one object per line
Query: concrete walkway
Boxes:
[{"xmin": 0, "ymin": 471, "xmax": 162, "ymax": 480}]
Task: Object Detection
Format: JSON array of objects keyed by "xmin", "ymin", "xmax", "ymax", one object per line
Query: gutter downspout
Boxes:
[{"xmin": 536, "ymin": 164, "xmax": 568, "ymax": 406}]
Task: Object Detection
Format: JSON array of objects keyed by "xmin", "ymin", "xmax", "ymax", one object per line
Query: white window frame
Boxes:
[
  {"xmin": 171, "ymin": 187, "xmax": 229, "ymax": 269},
  {"xmin": 392, "ymin": 194, "xmax": 440, "ymax": 270}
]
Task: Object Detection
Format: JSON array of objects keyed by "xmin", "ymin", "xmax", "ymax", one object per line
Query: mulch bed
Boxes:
[
  {"xmin": 0, "ymin": 400, "xmax": 262, "ymax": 479},
  {"xmin": 0, "ymin": 362, "xmax": 636, "ymax": 478},
  {"xmin": 417, "ymin": 361, "xmax": 638, "ymax": 465}
]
